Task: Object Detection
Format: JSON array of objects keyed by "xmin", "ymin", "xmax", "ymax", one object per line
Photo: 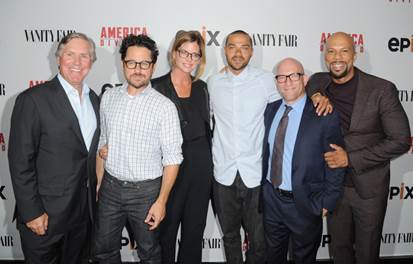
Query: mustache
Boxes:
[{"xmin": 131, "ymin": 73, "xmax": 145, "ymax": 78}]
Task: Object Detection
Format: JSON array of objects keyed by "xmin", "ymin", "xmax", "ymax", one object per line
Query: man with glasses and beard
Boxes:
[
  {"xmin": 93, "ymin": 34, "xmax": 182, "ymax": 264},
  {"xmin": 306, "ymin": 32, "xmax": 411, "ymax": 264}
]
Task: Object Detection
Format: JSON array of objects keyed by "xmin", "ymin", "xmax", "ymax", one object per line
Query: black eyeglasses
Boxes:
[
  {"xmin": 177, "ymin": 49, "xmax": 201, "ymax": 61},
  {"xmin": 275, "ymin": 72, "xmax": 304, "ymax": 83},
  {"xmin": 123, "ymin": 60, "xmax": 153, "ymax": 70}
]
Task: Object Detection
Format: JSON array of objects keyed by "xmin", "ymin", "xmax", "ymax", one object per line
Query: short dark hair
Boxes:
[
  {"xmin": 119, "ymin": 34, "xmax": 159, "ymax": 64},
  {"xmin": 225, "ymin": 30, "xmax": 253, "ymax": 47}
]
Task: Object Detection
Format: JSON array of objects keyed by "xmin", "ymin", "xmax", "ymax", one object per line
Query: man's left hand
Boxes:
[
  {"xmin": 144, "ymin": 200, "xmax": 165, "ymax": 230},
  {"xmin": 322, "ymin": 208, "xmax": 328, "ymax": 217},
  {"xmin": 324, "ymin": 144, "xmax": 348, "ymax": 168}
]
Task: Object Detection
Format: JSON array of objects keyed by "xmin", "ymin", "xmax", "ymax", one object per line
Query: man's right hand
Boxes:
[{"xmin": 26, "ymin": 213, "xmax": 48, "ymax": 235}]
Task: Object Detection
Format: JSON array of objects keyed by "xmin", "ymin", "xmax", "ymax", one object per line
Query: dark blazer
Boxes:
[
  {"xmin": 151, "ymin": 72, "xmax": 211, "ymax": 141},
  {"xmin": 306, "ymin": 68, "xmax": 411, "ymax": 199},
  {"xmin": 8, "ymin": 76, "xmax": 100, "ymax": 235},
  {"xmin": 262, "ymin": 97, "xmax": 345, "ymax": 216}
]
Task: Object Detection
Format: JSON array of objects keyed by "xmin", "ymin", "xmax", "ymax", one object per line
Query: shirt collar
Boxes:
[
  {"xmin": 225, "ymin": 65, "xmax": 250, "ymax": 82},
  {"xmin": 58, "ymin": 74, "xmax": 90, "ymax": 97},
  {"xmin": 121, "ymin": 82, "xmax": 153, "ymax": 96},
  {"xmin": 282, "ymin": 93, "xmax": 307, "ymax": 113}
]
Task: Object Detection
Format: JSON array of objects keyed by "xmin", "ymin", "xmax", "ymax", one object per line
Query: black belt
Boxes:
[
  {"xmin": 275, "ymin": 188, "xmax": 294, "ymax": 199},
  {"xmin": 104, "ymin": 171, "xmax": 162, "ymax": 187}
]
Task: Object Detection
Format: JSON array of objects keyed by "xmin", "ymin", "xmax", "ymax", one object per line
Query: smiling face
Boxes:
[
  {"xmin": 172, "ymin": 41, "xmax": 201, "ymax": 74},
  {"xmin": 325, "ymin": 32, "xmax": 357, "ymax": 84},
  {"xmin": 276, "ymin": 58, "xmax": 307, "ymax": 105},
  {"xmin": 224, "ymin": 33, "xmax": 253, "ymax": 75},
  {"xmin": 57, "ymin": 38, "xmax": 92, "ymax": 91}
]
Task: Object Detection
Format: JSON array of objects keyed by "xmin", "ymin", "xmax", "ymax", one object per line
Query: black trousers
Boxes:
[
  {"xmin": 262, "ymin": 181, "xmax": 322, "ymax": 264},
  {"xmin": 19, "ymin": 184, "xmax": 90, "ymax": 264},
  {"xmin": 327, "ymin": 186, "xmax": 388, "ymax": 264},
  {"xmin": 161, "ymin": 137, "xmax": 212, "ymax": 264},
  {"xmin": 213, "ymin": 172, "xmax": 266, "ymax": 264}
]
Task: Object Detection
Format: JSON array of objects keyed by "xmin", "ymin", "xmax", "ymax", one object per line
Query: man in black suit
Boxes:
[
  {"xmin": 8, "ymin": 32, "xmax": 100, "ymax": 264},
  {"xmin": 306, "ymin": 32, "xmax": 411, "ymax": 264},
  {"xmin": 262, "ymin": 57, "xmax": 345, "ymax": 263}
]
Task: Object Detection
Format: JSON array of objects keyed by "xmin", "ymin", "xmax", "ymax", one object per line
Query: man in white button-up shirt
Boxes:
[{"xmin": 208, "ymin": 30, "xmax": 280, "ymax": 264}]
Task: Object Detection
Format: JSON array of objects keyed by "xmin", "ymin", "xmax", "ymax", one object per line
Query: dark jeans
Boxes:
[
  {"xmin": 213, "ymin": 172, "xmax": 266, "ymax": 264},
  {"xmin": 94, "ymin": 172, "xmax": 162, "ymax": 264}
]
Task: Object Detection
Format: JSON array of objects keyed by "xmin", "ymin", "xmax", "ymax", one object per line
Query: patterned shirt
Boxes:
[{"xmin": 99, "ymin": 83, "xmax": 183, "ymax": 181}]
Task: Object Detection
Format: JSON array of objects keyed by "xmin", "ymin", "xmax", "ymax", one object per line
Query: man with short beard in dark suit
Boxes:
[{"xmin": 306, "ymin": 32, "xmax": 411, "ymax": 264}]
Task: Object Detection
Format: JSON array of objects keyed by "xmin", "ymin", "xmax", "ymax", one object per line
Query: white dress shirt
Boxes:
[
  {"xmin": 58, "ymin": 74, "xmax": 96, "ymax": 151},
  {"xmin": 208, "ymin": 66, "xmax": 281, "ymax": 188}
]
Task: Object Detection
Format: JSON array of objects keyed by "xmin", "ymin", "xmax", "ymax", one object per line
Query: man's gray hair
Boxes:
[{"xmin": 55, "ymin": 32, "xmax": 97, "ymax": 62}]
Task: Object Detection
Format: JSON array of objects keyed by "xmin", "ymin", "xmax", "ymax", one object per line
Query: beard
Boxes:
[
  {"xmin": 329, "ymin": 68, "xmax": 349, "ymax": 79},
  {"xmin": 227, "ymin": 56, "xmax": 249, "ymax": 72},
  {"xmin": 127, "ymin": 73, "xmax": 150, "ymax": 90},
  {"xmin": 328, "ymin": 62, "xmax": 350, "ymax": 80}
]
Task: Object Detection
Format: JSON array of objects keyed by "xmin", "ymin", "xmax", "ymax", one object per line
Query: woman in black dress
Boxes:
[{"xmin": 151, "ymin": 30, "xmax": 212, "ymax": 264}]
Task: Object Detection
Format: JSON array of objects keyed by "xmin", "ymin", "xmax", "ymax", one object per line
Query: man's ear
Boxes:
[{"xmin": 303, "ymin": 74, "xmax": 309, "ymax": 86}]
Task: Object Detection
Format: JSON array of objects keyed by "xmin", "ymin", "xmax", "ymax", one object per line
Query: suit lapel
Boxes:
[
  {"xmin": 166, "ymin": 73, "xmax": 188, "ymax": 123},
  {"xmin": 292, "ymin": 98, "xmax": 314, "ymax": 173},
  {"xmin": 264, "ymin": 101, "xmax": 282, "ymax": 144},
  {"xmin": 349, "ymin": 70, "xmax": 372, "ymax": 131},
  {"xmin": 88, "ymin": 92, "xmax": 100, "ymax": 155},
  {"xmin": 262, "ymin": 101, "xmax": 281, "ymax": 182},
  {"xmin": 51, "ymin": 76, "xmax": 88, "ymax": 153}
]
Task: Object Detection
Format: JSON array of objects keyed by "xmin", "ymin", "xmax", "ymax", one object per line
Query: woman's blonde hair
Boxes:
[{"xmin": 170, "ymin": 30, "xmax": 206, "ymax": 81}]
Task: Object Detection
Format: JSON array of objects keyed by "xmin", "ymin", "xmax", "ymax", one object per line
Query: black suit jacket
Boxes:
[
  {"xmin": 8, "ymin": 76, "xmax": 100, "ymax": 235},
  {"xmin": 262, "ymin": 98, "xmax": 345, "ymax": 216},
  {"xmin": 306, "ymin": 68, "xmax": 411, "ymax": 199}
]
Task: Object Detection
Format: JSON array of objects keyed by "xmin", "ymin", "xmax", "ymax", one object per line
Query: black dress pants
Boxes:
[
  {"xmin": 161, "ymin": 137, "xmax": 212, "ymax": 263},
  {"xmin": 262, "ymin": 181, "xmax": 322, "ymax": 264},
  {"xmin": 19, "ymin": 183, "xmax": 90, "ymax": 264}
]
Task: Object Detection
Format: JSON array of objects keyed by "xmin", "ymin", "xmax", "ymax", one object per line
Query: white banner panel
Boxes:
[{"xmin": 0, "ymin": 0, "xmax": 412, "ymax": 261}]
